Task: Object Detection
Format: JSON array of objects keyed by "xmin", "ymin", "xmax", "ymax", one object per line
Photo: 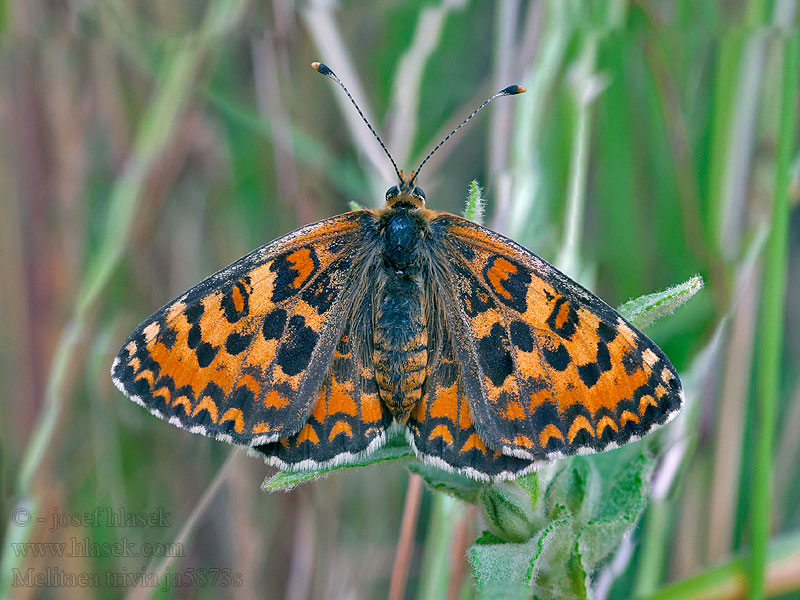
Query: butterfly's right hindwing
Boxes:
[{"xmin": 255, "ymin": 288, "xmax": 394, "ymax": 470}]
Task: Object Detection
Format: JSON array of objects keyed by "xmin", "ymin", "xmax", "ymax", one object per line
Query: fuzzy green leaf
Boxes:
[
  {"xmin": 578, "ymin": 518, "xmax": 636, "ymax": 571},
  {"xmin": 468, "ymin": 448, "xmax": 654, "ymax": 597},
  {"xmin": 589, "ymin": 450, "xmax": 652, "ymax": 522},
  {"xmin": 577, "ymin": 450, "xmax": 652, "ymax": 569},
  {"xmin": 470, "ymin": 513, "xmax": 594, "ymax": 600},
  {"xmin": 618, "ymin": 275, "xmax": 704, "ymax": 330},
  {"xmin": 478, "ymin": 482, "xmax": 538, "ymax": 542},
  {"xmin": 463, "ymin": 179, "xmax": 486, "ymax": 224},
  {"xmin": 406, "ymin": 460, "xmax": 485, "ymax": 502},
  {"xmin": 517, "ymin": 472, "xmax": 540, "ymax": 504},
  {"xmin": 470, "ymin": 519, "xmax": 565, "ymax": 600},
  {"xmin": 544, "ymin": 457, "xmax": 599, "ymax": 521},
  {"xmin": 565, "ymin": 545, "xmax": 591, "ymax": 600},
  {"xmin": 528, "ymin": 517, "xmax": 581, "ymax": 599},
  {"xmin": 261, "ymin": 434, "xmax": 413, "ymax": 492},
  {"xmin": 474, "ymin": 530, "xmax": 508, "ymax": 545}
]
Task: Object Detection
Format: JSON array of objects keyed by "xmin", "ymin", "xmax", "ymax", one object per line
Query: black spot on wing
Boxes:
[
  {"xmin": 477, "ymin": 322, "xmax": 513, "ymax": 387},
  {"xmin": 269, "ymin": 247, "xmax": 319, "ymax": 303},
  {"xmin": 576, "ymin": 340, "xmax": 613, "ymax": 389},
  {"xmin": 184, "ymin": 303, "xmax": 204, "ymax": 324},
  {"xmin": 509, "ymin": 321, "xmax": 534, "ymax": 352},
  {"xmin": 597, "ymin": 320, "xmax": 617, "ymax": 343},
  {"xmin": 276, "ymin": 315, "xmax": 318, "ymax": 376},
  {"xmin": 542, "ymin": 341, "xmax": 570, "ymax": 372},
  {"xmin": 187, "ymin": 323, "xmax": 201, "ymax": 349},
  {"xmin": 225, "ymin": 331, "xmax": 253, "ymax": 355},
  {"xmin": 229, "ymin": 384, "xmax": 255, "ymax": 411},
  {"xmin": 302, "ymin": 264, "xmax": 346, "ymax": 314},
  {"xmin": 195, "ymin": 342, "xmax": 218, "ymax": 368},
  {"xmin": 262, "ymin": 308, "xmax": 287, "ymax": 341},
  {"xmin": 621, "ymin": 348, "xmax": 640, "ymax": 375},
  {"xmin": 159, "ymin": 325, "xmax": 177, "ymax": 349},
  {"xmin": 191, "ymin": 382, "xmax": 224, "ymax": 426},
  {"xmin": 577, "ymin": 362, "xmax": 600, "ymax": 388},
  {"xmin": 531, "ymin": 401, "xmax": 561, "ymax": 433},
  {"xmin": 529, "ymin": 398, "xmax": 567, "ymax": 454},
  {"xmin": 562, "ymin": 402, "xmax": 593, "ymax": 425},
  {"xmin": 594, "ymin": 408, "xmax": 619, "ymax": 447},
  {"xmin": 482, "ymin": 255, "xmax": 530, "ymax": 313},
  {"xmin": 596, "ymin": 342, "xmax": 612, "ymax": 372},
  {"xmin": 183, "ymin": 304, "xmax": 205, "ymax": 351},
  {"xmin": 597, "ymin": 426, "xmax": 616, "ymax": 446},
  {"xmin": 543, "ymin": 434, "xmax": 566, "ymax": 454},
  {"xmin": 125, "ymin": 368, "xmax": 153, "ymax": 401}
]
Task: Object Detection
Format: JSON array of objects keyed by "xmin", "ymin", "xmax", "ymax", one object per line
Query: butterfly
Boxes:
[{"xmin": 112, "ymin": 63, "xmax": 683, "ymax": 481}]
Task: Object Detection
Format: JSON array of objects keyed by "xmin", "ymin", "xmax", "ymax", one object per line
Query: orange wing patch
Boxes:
[
  {"xmin": 485, "ymin": 257, "xmax": 518, "ymax": 301},
  {"xmin": 286, "ymin": 248, "xmax": 317, "ymax": 289}
]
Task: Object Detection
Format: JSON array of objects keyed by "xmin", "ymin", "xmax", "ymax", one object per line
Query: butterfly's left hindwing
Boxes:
[
  {"xmin": 112, "ymin": 211, "xmax": 377, "ymax": 447},
  {"xmin": 429, "ymin": 214, "xmax": 683, "ymax": 463}
]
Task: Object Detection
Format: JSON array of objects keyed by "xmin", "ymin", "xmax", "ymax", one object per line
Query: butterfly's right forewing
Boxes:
[{"xmin": 112, "ymin": 211, "xmax": 375, "ymax": 447}]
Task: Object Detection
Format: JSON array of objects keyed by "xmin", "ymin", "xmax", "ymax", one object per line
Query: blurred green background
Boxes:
[{"xmin": 1, "ymin": 1, "xmax": 799, "ymax": 598}]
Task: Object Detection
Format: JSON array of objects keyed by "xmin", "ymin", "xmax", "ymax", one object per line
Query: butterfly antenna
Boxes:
[
  {"xmin": 412, "ymin": 84, "xmax": 526, "ymax": 184},
  {"xmin": 312, "ymin": 62, "xmax": 404, "ymax": 183}
]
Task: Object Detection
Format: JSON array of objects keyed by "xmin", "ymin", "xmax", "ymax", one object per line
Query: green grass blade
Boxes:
[{"xmin": 747, "ymin": 32, "xmax": 799, "ymax": 600}]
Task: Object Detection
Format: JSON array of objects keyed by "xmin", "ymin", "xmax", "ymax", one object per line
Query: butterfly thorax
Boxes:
[{"xmin": 373, "ymin": 205, "xmax": 429, "ymax": 423}]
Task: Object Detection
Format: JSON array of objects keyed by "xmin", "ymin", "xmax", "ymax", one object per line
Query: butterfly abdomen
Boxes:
[
  {"xmin": 373, "ymin": 278, "xmax": 427, "ymax": 422},
  {"xmin": 374, "ymin": 208, "xmax": 430, "ymax": 423}
]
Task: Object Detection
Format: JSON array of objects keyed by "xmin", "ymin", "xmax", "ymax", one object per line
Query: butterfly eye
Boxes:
[
  {"xmin": 385, "ymin": 185, "xmax": 400, "ymax": 201},
  {"xmin": 412, "ymin": 186, "xmax": 426, "ymax": 201}
]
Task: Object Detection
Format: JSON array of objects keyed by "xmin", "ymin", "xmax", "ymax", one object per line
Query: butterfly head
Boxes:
[{"xmin": 385, "ymin": 171, "xmax": 426, "ymax": 209}]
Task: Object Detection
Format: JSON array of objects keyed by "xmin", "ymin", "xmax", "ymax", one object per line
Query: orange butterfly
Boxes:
[{"xmin": 112, "ymin": 63, "xmax": 682, "ymax": 481}]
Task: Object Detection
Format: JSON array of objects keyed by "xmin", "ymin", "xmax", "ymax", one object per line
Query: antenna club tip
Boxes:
[
  {"xmin": 312, "ymin": 62, "xmax": 335, "ymax": 77},
  {"xmin": 500, "ymin": 84, "xmax": 526, "ymax": 95}
]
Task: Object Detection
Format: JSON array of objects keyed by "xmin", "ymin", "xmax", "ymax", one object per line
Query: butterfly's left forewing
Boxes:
[
  {"xmin": 429, "ymin": 214, "xmax": 683, "ymax": 464},
  {"xmin": 112, "ymin": 211, "xmax": 376, "ymax": 447}
]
